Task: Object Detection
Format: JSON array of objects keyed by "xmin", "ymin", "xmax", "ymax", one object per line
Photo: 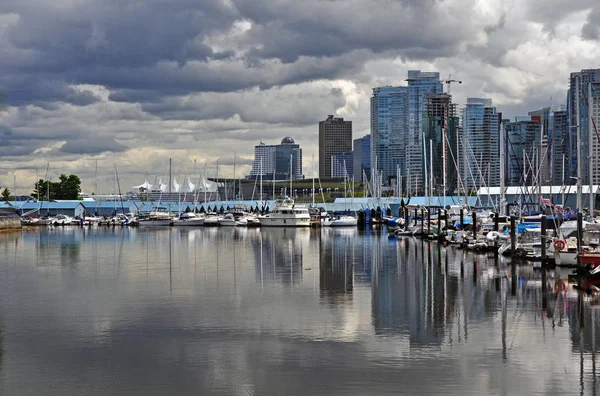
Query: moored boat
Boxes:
[{"xmin": 258, "ymin": 197, "xmax": 310, "ymax": 227}]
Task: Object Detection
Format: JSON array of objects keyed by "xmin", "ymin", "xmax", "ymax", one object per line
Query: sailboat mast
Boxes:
[
  {"xmin": 429, "ymin": 139, "xmax": 433, "ymax": 206},
  {"xmin": 260, "ymin": 157, "xmax": 263, "ymax": 203},
  {"xmin": 589, "ymin": 82, "xmax": 595, "ymax": 218},
  {"xmin": 216, "ymin": 160, "xmax": 220, "ymax": 202},
  {"xmin": 233, "ymin": 151, "xmax": 236, "ymax": 203},
  {"xmin": 577, "ymin": 76, "xmax": 583, "ymax": 212},
  {"xmin": 169, "ymin": 158, "xmax": 172, "ymax": 213},
  {"xmin": 312, "ymin": 154, "xmax": 315, "ymax": 206},
  {"xmin": 499, "ymin": 120, "xmax": 505, "ymax": 213},
  {"xmin": 443, "ymin": 119, "xmax": 447, "ymax": 209},
  {"xmin": 562, "ymin": 154, "xmax": 566, "ymax": 206},
  {"xmin": 204, "ymin": 162, "xmax": 208, "ymax": 210},
  {"xmin": 289, "ymin": 154, "xmax": 293, "ymax": 198}
]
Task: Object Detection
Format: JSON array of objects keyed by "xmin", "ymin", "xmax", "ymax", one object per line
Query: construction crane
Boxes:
[{"xmin": 445, "ymin": 74, "xmax": 462, "ymax": 94}]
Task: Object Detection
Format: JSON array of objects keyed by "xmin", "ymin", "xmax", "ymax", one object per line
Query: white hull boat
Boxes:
[
  {"xmin": 138, "ymin": 218, "xmax": 172, "ymax": 227},
  {"xmin": 323, "ymin": 215, "xmax": 358, "ymax": 227},
  {"xmin": 258, "ymin": 197, "xmax": 310, "ymax": 227},
  {"xmin": 172, "ymin": 213, "xmax": 204, "ymax": 227},
  {"xmin": 217, "ymin": 213, "xmax": 236, "ymax": 226}
]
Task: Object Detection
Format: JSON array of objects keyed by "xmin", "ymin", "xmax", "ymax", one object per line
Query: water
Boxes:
[{"xmin": 0, "ymin": 227, "xmax": 598, "ymax": 395}]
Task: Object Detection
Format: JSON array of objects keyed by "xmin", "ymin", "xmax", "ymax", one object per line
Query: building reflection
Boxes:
[
  {"xmin": 319, "ymin": 228, "xmax": 355, "ymax": 301},
  {"xmin": 37, "ymin": 228, "xmax": 82, "ymax": 267},
  {"xmin": 369, "ymin": 238, "xmax": 514, "ymax": 345},
  {"xmin": 253, "ymin": 228, "xmax": 305, "ymax": 284}
]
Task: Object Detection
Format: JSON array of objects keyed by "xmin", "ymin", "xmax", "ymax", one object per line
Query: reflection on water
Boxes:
[{"xmin": 1, "ymin": 227, "xmax": 600, "ymax": 395}]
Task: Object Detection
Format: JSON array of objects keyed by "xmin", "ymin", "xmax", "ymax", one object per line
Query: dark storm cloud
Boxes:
[
  {"xmin": 59, "ymin": 138, "xmax": 127, "ymax": 155},
  {"xmin": 140, "ymin": 86, "xmax": 346, "ymax": 125},
  {"xmin": 0, "ymin": 0, "xmax": 239, "ymax": 106},
  {"xmin": 0, "ymin": 0, "xmax": 481, "ymax": 109}
]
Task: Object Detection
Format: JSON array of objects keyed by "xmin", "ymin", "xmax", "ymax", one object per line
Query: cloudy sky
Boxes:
[{"xmin": 1, "ymin": 0, "xmax": 600, "ymax": 194}]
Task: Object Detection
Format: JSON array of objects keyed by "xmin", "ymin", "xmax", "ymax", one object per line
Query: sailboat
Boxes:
[
  {"xmin": 323, "ymin": 162, "xmax": 357, "ymax": 227},
  {"xmin": 138, "ymin": 159, "xmax": 175, "ymax": 226}
]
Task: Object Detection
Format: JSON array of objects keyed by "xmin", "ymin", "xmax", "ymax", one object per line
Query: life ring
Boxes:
[
  {"xmin": 554, "ymin": 281, "xmax": 566, "ymax": 294},
  {"xmin": 553, "ymin": 239, "xmax": 566, "ymax": 251}
]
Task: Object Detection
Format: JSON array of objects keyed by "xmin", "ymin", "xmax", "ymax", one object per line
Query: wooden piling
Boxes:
[
  {"xmin": 540, "ymin": 215, "xmax": 547, "ymax": 265},
  {"xmin": 510, "ymin": 216, "xmax": 516, "ymax": 256},
  {"xmin": 577, "ymin": 211, "xmax": 583, "ymax": 267},
  {"xmin": 427, "ymin": 207, "xmax": 431, "ymax": 236}
]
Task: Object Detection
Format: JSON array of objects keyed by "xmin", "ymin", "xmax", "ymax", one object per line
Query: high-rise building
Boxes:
[
  {"xmin": 371, "ymin": 70, "xmax": 442, "ymax": 191},
  {"xmin": 568, "ymin": 69, "xmax": 600, "ymax": 184},
  {"xmin": 319, "ymin": 115, "xmax": 352, "ymax": 179},
  {"xmin": 353, "ymin": 135, "xmax": 371, "ymax": 182},
  {"xmin": 590, "ymin": 83, "xmax": 600, "ymax": 185},
  {"xmin": 549, "ymin": 109, "xmax": 569, "ymax": 185},
  {"xmin": 504, "ymin": 117, "xmax": 542, "ymax": 186},
  {"xmin": 370, "ymin": 85, "xmax": 408, "ymax": 185},
  {"xmin": 423, "ymin": 93, "xmax": 459, "ymax": 195},
  {"xmin": 250, "ymin": 141, "xmax": 277, "ymax": 177},
  {"xmin": 528, "ymin": 105, "xmax": 567, "ymax": 185},
  {"xmin": 248, "ymin": 137, "xmax": 303, "ymax": 180},
  {"xmin": 331, "ymin": 151, "xmax": 354, "ymax": 178},
  {"xmin": 462, "ymin": 98, "xmax": 500, "ymax": 191},
  {"xmin": 405, "ymin": 71, "xmax": 443, "ymax": 192},
  {"xmin": 275, "ymin": 137, "xmax": 303, "ymax": 180}
]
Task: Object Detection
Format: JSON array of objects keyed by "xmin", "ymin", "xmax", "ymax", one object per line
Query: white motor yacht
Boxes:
[{"xmin": 258, "ymin": 197, "xmax": 310, "ymax": 227}]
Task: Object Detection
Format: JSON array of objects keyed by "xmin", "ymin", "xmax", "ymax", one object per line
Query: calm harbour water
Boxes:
[{"xmin": 0, "ymin": 226, "xmax": 599, "ymax": 395}]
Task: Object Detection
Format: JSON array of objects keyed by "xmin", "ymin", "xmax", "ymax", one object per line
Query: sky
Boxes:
[{"xmin": 1, "ymin": 0, "xmax": 600, "ymax": 195}]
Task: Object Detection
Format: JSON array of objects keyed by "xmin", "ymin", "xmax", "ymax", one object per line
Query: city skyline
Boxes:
[{"xmin": 1, "ymin": 1, "xmax": 600, "ymax": 194}]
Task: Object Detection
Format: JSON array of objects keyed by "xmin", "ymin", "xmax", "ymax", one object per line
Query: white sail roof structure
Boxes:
[
  {"xmin": 199, "ymin": 177, "xmax": 218, "ymax": 193},
  {"xmin": 179, "ymin": 176, "xmax": 195, "ymax": 193},
  {"xmin": 132, "ymin": 176, "xmax": 217, "ymax": 194},
  {"xmin": 131, "ymin": 180, "xmax": 152, "ymax": 193},
  {"xmin": 172, "ymin": 177, "xmax": 181, "ymax": 193},
  {"xmin": 150, "ymin": 177, "xmax": 168, "ymax": 193}
]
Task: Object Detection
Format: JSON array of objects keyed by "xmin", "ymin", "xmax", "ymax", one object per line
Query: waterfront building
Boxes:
[
  {"xmin": 588, "ymin": 83, "xmax": 600, "ymax": 185},
  {"xmin": 248, "ymin": 137, "xmax": 303, "ymax": 180},
  {"xmin": 568, "ymin": 69, "xmax": 600, "ymax": 183},
  {"xmin": 319, "ymin": 115, "xmax": 352, "ymax": 179},
  {"xmin": 331, "ymin": 151, "xmax": 354, "ymax": 179},
  {"xmin": 529, "ymin": 105, "xmax": 568, "ymax": 185},
  {"xmin": 250, "ymin": 141, "xmax": 277, "ymax": 177},
  {"xmin": 275, "ymin": 137, "xmax": 303, "ymax": 180},
  {"xmin": 423, "ymin": 93, "xmax": 459, "ymax": 195},
  {"xmin": 353, "ymin": 135, "xmax": 371, "ymax": 182},
  {"xmin": 461, "ymin": 98, "xmax": 500, "ymax": 191},
  {"xmin": 371, "ymin": 70, "xmax": 442, "ymax": 192},
  {"xmin": 504, "ymin": 116, "xmax": 542, "ymax": 186}
]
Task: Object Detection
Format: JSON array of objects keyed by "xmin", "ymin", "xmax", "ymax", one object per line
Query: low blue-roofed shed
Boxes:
[{"xmin": 17, "ymin": 201, "xmax": 86, "ymax": 217}]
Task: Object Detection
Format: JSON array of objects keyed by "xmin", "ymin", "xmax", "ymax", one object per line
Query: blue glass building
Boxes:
[
  {"xmin": 505, "ymin": 117, "xmax": 542, "ymax": 186},
  {"xmin": 371, "ymin": 70, "xmax": 442, "ymax": 191},
  {"xmin": 568, "ymin": 69, "xmax": 600, "ymax": 184},
  {"xmin": 353, "ymin": 135, "xmax": 371, "ymax": 182},
  {"xmin": 462, "ymin": 98, "xmax": 500, "ymax": 191}
]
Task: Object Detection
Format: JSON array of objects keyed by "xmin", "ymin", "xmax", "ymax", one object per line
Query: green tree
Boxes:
[
  {"xmin": 56, "ymin": 174, "xmax": 81, "ymax": 199},
  {"xmin": 32, "ymin": 174, "xmax": 81, "ymax": 200},
  {"xmin": 1, "ymin": 188, "xmax": 10, "ymax": 202}
]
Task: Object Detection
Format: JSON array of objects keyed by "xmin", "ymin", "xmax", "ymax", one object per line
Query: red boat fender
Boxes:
[
  {"xmin": 554, "ymin": 281, "xmax": 566, "ymax": 294},
  {"xmin": 553, "ymin": 239, "xmax": 566, "ymax": 251}
]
